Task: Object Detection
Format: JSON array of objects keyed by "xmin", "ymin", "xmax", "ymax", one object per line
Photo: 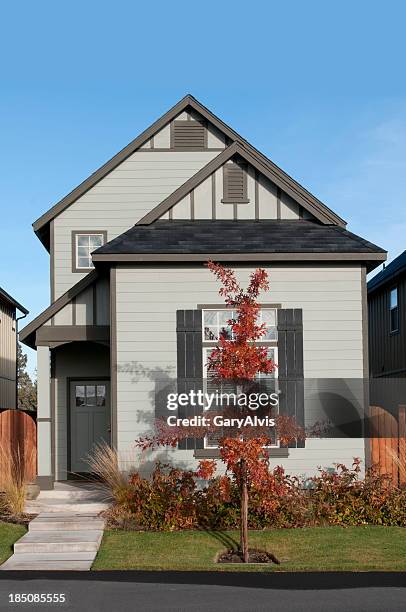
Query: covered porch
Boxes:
[{"xmin": 20, "ymin": 271, "xmax": 112, "ymax": 490}]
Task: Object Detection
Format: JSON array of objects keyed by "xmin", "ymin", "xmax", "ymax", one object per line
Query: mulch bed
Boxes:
[{"xmin": 217, "ymin": 548, "xmax": 280, "ymax": 564}]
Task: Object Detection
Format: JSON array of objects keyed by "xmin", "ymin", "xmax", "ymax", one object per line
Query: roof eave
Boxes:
[
  {"xmin": 19, "ymin": 270, "xmax": 99, "ymax": 349},
  {"xmin": 93, "ymin": 252, "xmax": 386, "ymax": 272},
  {"xmin": 368, "ymin": 263, "xmax": 406, "ymax": 295},
  {"xmin": 0, "ymin": 288, "xmax": 29, "ymax": 315}
]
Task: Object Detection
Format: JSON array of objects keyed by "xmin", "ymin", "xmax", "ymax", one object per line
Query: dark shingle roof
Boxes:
[
  {"xmin": 94, "ymin": 220, "xmax": 385, "ymax": 257},
  {"xmin": 368, "ymin": 250, "xmax": 406, "ymax": 294}
]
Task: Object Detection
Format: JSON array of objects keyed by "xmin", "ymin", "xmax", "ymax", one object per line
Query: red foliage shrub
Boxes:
[{"xmin": 104, "ymin": 459, "xmax": 406, "ymax": 531}]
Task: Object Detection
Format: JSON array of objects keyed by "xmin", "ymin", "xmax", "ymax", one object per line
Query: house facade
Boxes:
[
  {"xmin": 368, "ymin": 251, "xmax": 406, "ymax": 378},
  {"xmin": 0, "ymin": 287, "xmax": 28, "ymax": 409},
  {"xmin": 20, "ymin": 95, "xmax": 386, "ymax": 490}
]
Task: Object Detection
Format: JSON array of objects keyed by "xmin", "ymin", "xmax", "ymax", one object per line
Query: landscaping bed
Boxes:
[
  {"xmin": 92, "ymin": 526, "xmax": 406, "ymax": 572},
  {"xmin": 0, "ymin": 521, "xmax": 27, "ymax": 565}
]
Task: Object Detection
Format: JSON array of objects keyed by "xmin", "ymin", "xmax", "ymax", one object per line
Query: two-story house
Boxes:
[
  {"xmin": 0, "ymin": 287, "xmax": 28, "ymax": 410},
  {"xmin": 20, "ymin": 95, "xmax": 386, "ymax": 490}
]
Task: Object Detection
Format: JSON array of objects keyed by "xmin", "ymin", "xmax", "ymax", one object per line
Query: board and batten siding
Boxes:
[
  {"xmin": 161, "ymin": 165, "xmax": 311, "ymax": 222},
  {"xmin": 114, "ymin": 264, "xmax": 365, "ymax": 477},
  {"xmin": 0, "ymin": 300, "xmax": 16, "ymax": 410},
  {"xmin": 368, "ymin": 272, "xmax": 406, "ymax": 377},
  {"xmin": 52, "ymin": 150, "xmax": 219, "ymax": 299}
]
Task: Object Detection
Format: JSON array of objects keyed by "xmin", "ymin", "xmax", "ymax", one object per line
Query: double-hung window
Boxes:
[
  {"xmin": 72, "ymin": 231, "xmax": 107, "ymax": 272},
  {"xmin": 202, "ymin": 307, "xmax": 278, "ymax": 448}
]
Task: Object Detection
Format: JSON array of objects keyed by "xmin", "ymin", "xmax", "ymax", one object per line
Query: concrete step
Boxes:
[
  {"xmin": 38, "ymin": 489, "xmax": 106, "ymax": 501},
  {"xmin": 14, "ymin": 530, "xmax": 103, "ymax": 554},
  {"xmin": 1, "ymin": 558, "xmax": 93, "ymax": 571},
  {"xmin": 2, "ymin": 552, "xmax": 96, "ymax": 561},
  {"xmin": 29, "ymin": 516, "xmax": 105, "ymax": 531},
  {"xmin": 25, "ymin": 500, "xmax": 109, "ymax": 514}
]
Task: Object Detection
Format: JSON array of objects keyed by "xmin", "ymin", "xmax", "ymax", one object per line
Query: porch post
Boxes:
[{"xmin": 36, "ymin": 345, "xmax": 54, "ymax": 489}]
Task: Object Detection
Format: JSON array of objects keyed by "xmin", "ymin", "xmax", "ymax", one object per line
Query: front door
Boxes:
[{"xmin": 70, "ymin": 380, "xmax": 110, "ymax": 473}]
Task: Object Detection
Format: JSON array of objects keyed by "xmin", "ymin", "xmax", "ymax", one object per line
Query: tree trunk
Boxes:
[{"xmin": 240, "ymin": 459, "xmax": 249, "ymax": 563}]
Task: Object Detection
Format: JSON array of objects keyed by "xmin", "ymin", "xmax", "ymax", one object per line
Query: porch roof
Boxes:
[{"xmin": 19, "ymin": 271, "xmax": 109, "ymax": 349}]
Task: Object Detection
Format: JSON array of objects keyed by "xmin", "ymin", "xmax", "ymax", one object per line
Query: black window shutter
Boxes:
[
  {"xmin": 277, "ymin": 308, "xmax": 305, "ymax": 448},
  {"xmin": 176, "ymin": 310, "xmax": 204, "ymax": 450}
]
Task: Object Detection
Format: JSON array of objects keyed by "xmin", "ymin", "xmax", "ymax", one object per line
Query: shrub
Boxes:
[
  {"xmin": 103, "ymin": 458, "xmax": 406, "ymax": 531},
  {"xmin": 310, "ymin": 459, "xmax": 406, "ymax": 527},
  {"xmin": 0, "ymin": 443, "xmax": 35, "ymax": 515},
  {"xmin": 85, "ymin": 441, "xmax": 133, "ymax": 504}
]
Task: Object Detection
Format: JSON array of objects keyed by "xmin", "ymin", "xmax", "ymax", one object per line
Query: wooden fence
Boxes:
[
  {"xmin": 369, "ymin": 405, "xmax": 406, "ymax": 486},
  {"xmin": 0, "ymin": 409, "xmax": 37, "ymax": 482}
]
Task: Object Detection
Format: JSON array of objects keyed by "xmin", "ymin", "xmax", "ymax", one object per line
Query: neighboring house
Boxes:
[
  {"xmin": 20, "ymin": 95, "xmax": 387, "ymax": 490},
  {"xmin": 0, "ymin": 287, "xmax": 28, "ymax": 409},
  {"xmin": 368, "ymin": 251, "xmax": 406, "ymax": 378}
]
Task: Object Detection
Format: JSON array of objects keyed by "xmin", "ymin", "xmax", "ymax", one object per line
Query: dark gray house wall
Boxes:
[{"xmin": 368, "ymin": 252, "xmax": 406, "ymax": 378}]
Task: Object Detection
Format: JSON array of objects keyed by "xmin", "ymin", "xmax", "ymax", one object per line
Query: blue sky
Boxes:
[{"xmin": 1, "ymin": 1, "xmax": 405, "ymax": 373}]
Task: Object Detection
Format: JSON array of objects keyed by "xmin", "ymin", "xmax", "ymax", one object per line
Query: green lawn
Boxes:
[
  {"xmin": 0, "ymin": 522, "xmax": 26, "ymax": 565},
  {"xmin": 93, "ymin": 526, "xmax": 406, "ymax": 572}
]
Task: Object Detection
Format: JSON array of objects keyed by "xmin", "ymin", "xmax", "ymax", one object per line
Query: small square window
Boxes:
[{"xmin": 73, "ymin": 232, "xmax": 106, "ymax": 272}]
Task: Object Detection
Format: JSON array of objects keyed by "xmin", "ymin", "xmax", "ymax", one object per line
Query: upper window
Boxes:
[
  {"xmin": 390, "ymin": 287, "xmax": 399, "ymax": 333},
  {"xmin": 72, "ymin": 231, "xmax": 106, "ymax": 272},
  {"xmin": 203, "ymin": 308, "xmax": 277, "ymax": 343},
  {"xmin": 172, "ymin": 120, "xmax": 206, "ymax": 150},
  {"xmin": 222, "ymin": 160, "xmax": 249, "ymax": 203}
]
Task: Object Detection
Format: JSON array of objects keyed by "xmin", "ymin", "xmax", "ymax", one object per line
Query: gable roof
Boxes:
[
  {"xmin": 92, "ymin": 220, "xmax": 386, "ymax": 271},
  {"xmin": 32, "ymin": 95, "xmax": 346, "ymax": 249},
  {"xmin": 19, "ymin": 270, "xmax": 98, "ymax": 348},
  {"xmin": 136, "ymin": 142, "xmax": 338, "ymax": 226},
  {"xmin": 0, "ymin": 287, "xmax": 28, "ymax": 315},
  {"xmin": 368, "ymin": 250, "xmax": 406, "ymax": 294}
]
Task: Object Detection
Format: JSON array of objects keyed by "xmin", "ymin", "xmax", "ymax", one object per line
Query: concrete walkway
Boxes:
[{"xmin": 1, "ymin": 482, "xmax": 109, "ymax": 571}]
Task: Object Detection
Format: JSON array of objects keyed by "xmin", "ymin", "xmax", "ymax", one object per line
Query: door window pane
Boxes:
[
  {"xmin": 96, "ymin": 385, "xmax": 106, "ymax": 406},
  {"xmin": 86, "ymin": 385, "xmax": 96, "ymax": 406},
  {"xmin": 75, "ymin": 385, "xmax": 85, "ymax": 406}
]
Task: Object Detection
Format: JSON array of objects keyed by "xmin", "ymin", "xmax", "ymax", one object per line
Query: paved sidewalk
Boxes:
[
  {"xmin": 1, "ymin": 482, "xmax": 108, "ymax": 571},
  {"xmin": 0, "ymin": 512, "xmax": 105, "ymax": 571}
]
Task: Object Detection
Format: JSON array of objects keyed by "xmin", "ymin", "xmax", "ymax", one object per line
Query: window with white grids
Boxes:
[
  {"xmin": 73, "ymin": 232, "xmax": 106, "ymax": 271},
  {"xmin": 202, "ymin": 308, "xmax": 278, "ymax": 448}
]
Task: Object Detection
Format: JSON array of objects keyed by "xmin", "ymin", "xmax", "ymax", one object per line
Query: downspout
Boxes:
[{"xmin": 15, "ymin": 311, "xmax": 28, "ymax": 410}]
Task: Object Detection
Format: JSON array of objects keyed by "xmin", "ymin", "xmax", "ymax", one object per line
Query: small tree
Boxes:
[
  {"xmin": 17, "ymin": 344, "xmax": 37, "ymax": 411},
  {"xmin": 136, "ymin": 262, "xmax": 303, "ymax": 562}
]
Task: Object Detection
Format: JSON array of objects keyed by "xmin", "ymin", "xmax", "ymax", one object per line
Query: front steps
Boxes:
[
  {"xmin": 1, "ymin": 484, "xmax": 108, "ymax": 570},
  {"xmin": 1, "ymin": 512, "xmax": 105, "ymax": 571},
  {"xmin": 25, "ymin": 481, "xmax": 110, "ymax": 514}
]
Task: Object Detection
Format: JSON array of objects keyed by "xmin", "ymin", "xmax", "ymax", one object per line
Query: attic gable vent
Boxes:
[
  {"xmin": 222, "ymin": 160, "xmax": 249, "ymax": 203},
  {"xmin": 172, "ymin": 120, "xmax": 206, "ymax": 150}
]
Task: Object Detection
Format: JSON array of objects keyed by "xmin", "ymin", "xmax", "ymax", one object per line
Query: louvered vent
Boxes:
[
  {"xmin": 222, "ymin": 160, "xmax": 249, "ymax": 203},
  {"xmin": 173, "ymin": 120, "xmax": 206, "ymax": 150}
]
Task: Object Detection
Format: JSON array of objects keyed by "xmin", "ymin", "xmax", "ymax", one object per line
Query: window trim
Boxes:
[
  {"xmin": 71, "ymin": 231, "xmax": 107, "ymax": 273},
  {"xmin": 389, "ymin": 285, "xmax": 399, "ymax": 334}
]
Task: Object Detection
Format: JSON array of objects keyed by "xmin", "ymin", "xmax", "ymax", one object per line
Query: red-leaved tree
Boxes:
[{"xmin": 136, "ymin": 261, "xmax": 303, "ymax": 562}]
